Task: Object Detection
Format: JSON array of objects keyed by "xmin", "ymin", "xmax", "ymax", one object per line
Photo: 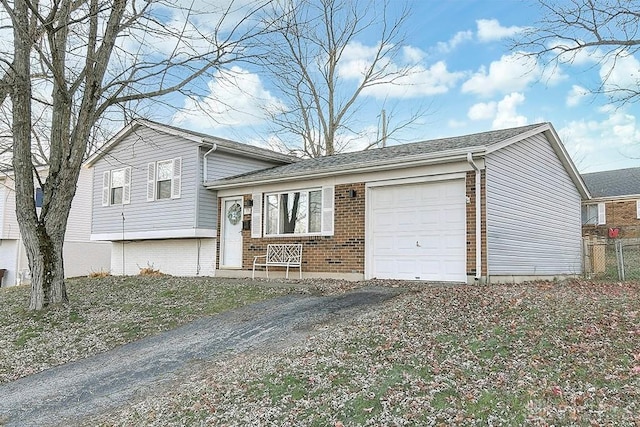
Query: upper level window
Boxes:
[
  {"xmin": 102, "ymin": 167, "xmax": 131, "ymax": 206},
  {"xmin": 147, "ymin": 158, "xmax": 182, "ymax": 201},
  {"xmin": 35, "ymin": 188, "xmax": 43, "ymax": 208},
  {"xmin": 265, "ymin": 189, "xmax": 322, "ymax": 235},
  {"xmin": 582, "ymin": 202, "xmax": 605, "ymax": 225}
]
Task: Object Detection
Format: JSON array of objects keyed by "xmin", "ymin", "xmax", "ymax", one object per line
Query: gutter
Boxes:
[
  {"xmin": 466, "ymin": 152, "xmax": 482, "ymax": 282},
  {"xmin": 202, "ymin": 142, "xmax": 217, "ymax": 182}
]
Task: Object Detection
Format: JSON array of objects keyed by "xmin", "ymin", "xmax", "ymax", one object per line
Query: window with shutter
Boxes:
[
  {"xmin": 321, "ymin": 186, "xmax": 334, "ymax": 236},
  {"xmin": 147, "ymin": 157, "xmax": 181, "ymax": 201},
  {"xmin": 171, "ymin": 157, "xmax": 182, "ymax": 199},
  {"xmin": 102, "ymin": 167, "xmax": 131, "ymax": 206},
  {"xmin": 597, "ymin": 202, "xmax": 606, "ymax": 225},
  {"xmin": 147, "ymin": 162, "xmax": 156, "ymax": 201},
  {"xmin": 102, "ymin": 171, "xmax": 110, "ymax": 206},
  {"xmin": 260, "ymin": 186, "xmax": 334, "ymax": 236},
  {"xmin": 251, "ymin": 193, "xmax": 262, "ymax": 238}
]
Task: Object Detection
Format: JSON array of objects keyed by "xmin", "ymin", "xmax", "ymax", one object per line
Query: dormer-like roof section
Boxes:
[
  {"xmin": 85, "ymin": 119, "xmax": 298, "ymax": 167},
  {"xmin": 582, "ymin": 167, "xmax": 640, "ymax": 198}
]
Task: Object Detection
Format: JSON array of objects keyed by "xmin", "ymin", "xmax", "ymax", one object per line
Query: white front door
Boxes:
[
  {"xmin": 368, "ymin": 179, "xmax": 467, "ymax": 282},
  {"xmin": 221, "ymin": 198, "xmax": 243, "ymax": 268}
]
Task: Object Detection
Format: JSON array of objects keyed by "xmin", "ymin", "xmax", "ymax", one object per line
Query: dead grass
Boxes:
[
  {"xmin": 0, "ymin": 276, "xmax": 302, "ymax": 383},
  {"xmin": 87, "ymin": 279, "xmax": 640, "ymax": 426},
  {"xmin": 4, "ymin": 278, "xmax": 640, "ymax": 425}
]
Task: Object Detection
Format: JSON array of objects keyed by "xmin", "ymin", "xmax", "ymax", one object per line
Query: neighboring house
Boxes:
[
  {"xmin": 85, "ymin": 120, "xmax": 295, "ymax": 276},
  {"xmin": 581, "ymin": 167, "xmax": 640, "ymax": 238},
  {"xmin": 0, "ymin": 168, "xmax": 111, "ymax": 287},
  {"xmin": 207, "ymin": 122, "xmax": 590, "ymax": 283}
]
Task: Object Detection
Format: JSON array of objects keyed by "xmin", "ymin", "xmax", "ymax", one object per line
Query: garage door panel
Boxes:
[{"xmin": 370, "ymin": 179, "xmax": 466, "ymax": 282}]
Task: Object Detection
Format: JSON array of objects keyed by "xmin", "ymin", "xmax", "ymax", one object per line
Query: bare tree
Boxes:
[
  {"xmin": 515, "ymin": 0, "xmax": 640, "ymax": 104},
  {"xmin": 0, "ymin": 0, "xmax": 272, "ymax": 310},
  {"xmin": 258, "ymin": 0, "xmax": 420, "ymax": 158}
]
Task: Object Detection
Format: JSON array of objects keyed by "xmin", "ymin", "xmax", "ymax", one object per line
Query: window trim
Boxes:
[
  {"xmin": 637, "ymin": 200, "xmax": 640, "ymax": 219},
  {"xmin": 147, "ymin": 157, "xmax": 182, "ymax": 202},
  {"xmin": 264, "ymin": 188, "xmax": 322, "ymax": 236},
  {"xmin": 258, "ymin": 186, "xmax": 334, "ymax": 238},
  {"xmin": 581, "ymin": 202, "xmax": 607, "ymax": 225},
  {"xmin": 102, "ymin": 167, "xmax": 131, "ymax": 206}
]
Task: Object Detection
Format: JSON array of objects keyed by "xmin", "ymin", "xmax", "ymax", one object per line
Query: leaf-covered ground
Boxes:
[
  {"xmin": 89, "ymin": 280, "xmax": 640, "ymax": 426},
  {"xmin": 0, "ymin": 276, "xmax": 302, "ymax": 384}
]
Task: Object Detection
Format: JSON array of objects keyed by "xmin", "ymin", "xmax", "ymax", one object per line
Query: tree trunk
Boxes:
[{"xmin": 23, "ymin": 224, "xmax": 68, "ymax": 310}]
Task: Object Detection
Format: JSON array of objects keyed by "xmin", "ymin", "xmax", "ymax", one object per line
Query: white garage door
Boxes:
[{"xmin": 369, "ymin": 179, "xmax": 467, "ymax": 282}]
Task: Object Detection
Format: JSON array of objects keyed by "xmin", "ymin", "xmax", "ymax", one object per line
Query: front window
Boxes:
[
  {"xmin": 582, "ymin": 203, "xmax": 604, "ymax": 225},
  {"xmin": 265, "ymin": 189, "xmax": 322, "ymax": 235},
  {"xmin": 156, "ymin": 160, "xmax": 173, "ymax": 200},
  {"xmin": 111, "ymin": 168, "xmax": 126, "ymax": 205}
]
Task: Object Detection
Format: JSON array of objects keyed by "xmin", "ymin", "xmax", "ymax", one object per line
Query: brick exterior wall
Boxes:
[
  {"xmin": 583, "ymin": 199, "xmax": 640, "ymax": 238},
  {"xmin": 229, "ymin": 183, "xmax": 366, "ymax": 274},
  {"xmin": 219, "ymin": 176, "xmax": 488, "ymax": 279},
  {"xmin": 465, "ymin": 170, "xmax": 488, "ymax": 277}
]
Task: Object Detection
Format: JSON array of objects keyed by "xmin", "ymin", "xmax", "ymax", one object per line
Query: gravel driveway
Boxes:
[{"xmin": 0, "ymin": 286, "xmax": 403, "ymax": 427}]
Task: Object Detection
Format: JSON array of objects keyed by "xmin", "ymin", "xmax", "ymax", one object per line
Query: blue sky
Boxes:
[{"xmin": 163, "ymin": 0, "xmax": 640, "ymax": 173}]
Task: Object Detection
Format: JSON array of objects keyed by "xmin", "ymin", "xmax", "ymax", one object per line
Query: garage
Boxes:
[{"xmin": 368, "ymin": 179, "xmax": 467, "ymax": 282}]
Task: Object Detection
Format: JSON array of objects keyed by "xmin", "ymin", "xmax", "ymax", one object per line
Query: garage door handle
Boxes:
[{"xmin": 416, "ymin": 241, "xmax": 421, "ymax": 247}]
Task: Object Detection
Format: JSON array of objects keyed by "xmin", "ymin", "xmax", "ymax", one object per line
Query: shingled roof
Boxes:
[
  {"xmin": 582, "ymin": 167, "xmax": 640, "ymax": 198},
  {"xmin": 86, "ymin": 119, "xmax": 297, "ymax": 166},
  {"xmin": 206, "ymin": 122, "xmax": 548, "ymax": 187}
]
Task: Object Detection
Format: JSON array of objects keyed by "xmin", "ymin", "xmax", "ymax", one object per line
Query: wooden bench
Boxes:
[{"xmin": 252, "ymin": 244, "xmax": 303, "ymax": 279}]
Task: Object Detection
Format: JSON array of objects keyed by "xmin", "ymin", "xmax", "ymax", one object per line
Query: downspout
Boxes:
[
  {"xmin": 466, "ymin": 152, "xmax": 482, "ymax": 282},
  {"xmin": 203, "ymin": 142, "xmax": 218, "ymax": 183}
]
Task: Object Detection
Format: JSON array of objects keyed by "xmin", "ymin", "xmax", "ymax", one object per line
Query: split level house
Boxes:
[
  {"xmin": 85, "ymin": 120, "xmax": 296, "ymax": 275},
  {"xmin": 207, "ymin": 122, "xmax": 590, "ymax": 283},
  {"xmin": 581, "ymin": 166, "xmax": 640, "ymax": 239},
  {"xmin": 88, "ymin": 121, "xmax": 589, "ymax": 283},
  {"xmin": 0, "ymin": 167, "xmax": 111, "ymax": 287}
]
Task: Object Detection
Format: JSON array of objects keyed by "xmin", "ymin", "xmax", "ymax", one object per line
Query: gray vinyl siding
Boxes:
[
  {"xmin": 196, "ymin": 148, "xmax": 283, "ymax": 229},
  {"xmin": 65, "ymin": 168, "xmax": 94, "ymax": 241},
  {"xmin": 91, "ymin": 127, "xmax": 201, "ymax": 236},
  {"xmin": 485, "ymin": 133, "xmax": 582, "ymax": 275},
  {"xmin": 205, "ymin": 149, "xmax": 281, "ymax": 181}
]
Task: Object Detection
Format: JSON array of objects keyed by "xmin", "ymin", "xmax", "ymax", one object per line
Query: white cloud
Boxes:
[
  {"xmin": 461, "ymin": 52, "xmax": 564, "ymax": 97},
  {"xmin": 548, "ymin": 39, "xmax": 601, "ymax": 66},
  {"xmin": 338, "ymin": 41, "xmax": 465, "ymax": 99},
  {"xmin": 467, "ymin": 93, "xmax": 528, "ymax": 129},
  {"xmin": 402, "ymin": 46, "xmax": 427, "ymax": 63},
  {"xmin": 492, "ymin": 93, "xmax": 528, "ymax": 129},
  {"xmin": 559, "ymin": 108, "xmax": 640, "ymax": 172},
  {"xmin": 468, "ymin": 102, "xmax": 496, "ymax": 120},
  {"xmin": 436, "ymin": 30, "xmax": 473, "ymax": 53},
  {"xmin": 599, "ymin": 50, "xmax": 640, "ymax": 98},
  {"xmin": 566, "ymin": 85, "xmax": 590, "ymax": 107},
  {"xmin": 476, "ymin": 19, "xmax": 525, "ymax": 42},
  {"xmin": 172, "ymin": 66, "xmax": 283, "ymax": 130}
]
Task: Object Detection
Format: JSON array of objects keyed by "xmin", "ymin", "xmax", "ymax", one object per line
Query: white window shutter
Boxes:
[
  {"xmin": 251, "ymin": 193, "xmax": 262, "ymax": 238},
  {"xmin": 321, "ymin": 186, "xmax": 334, "ymax": 236},
  {"xmin": 147, "ymin": 162, "xmax": 156, "ymax": 201},
  {"xmin": 171, "ymin": 157, "xmax": 182, "ymax": 199},
  {"xmin": 597, "ymin": 202, "xmax": 606, "ymax": 225},
  {"xmin": 102, "ymin": 171, "xmax": 110, "ymax": 206},
  {"xmin": 122, "ymin": 167, "xmax": 131, "ymax": 205},
  {"xmin": 637, "ymin": 200, "xmax": 640, "ymax": 219}
]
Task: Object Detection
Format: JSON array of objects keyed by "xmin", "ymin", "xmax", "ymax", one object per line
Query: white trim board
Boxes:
[{"xmin": 91, "ymin": 228, "xmax": 216, "ymax": 241}]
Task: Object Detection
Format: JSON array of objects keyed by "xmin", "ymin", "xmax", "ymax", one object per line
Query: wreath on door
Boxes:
[{"xmin": 227, "ymin": 202, "xmax": 242, "ymax": 225}]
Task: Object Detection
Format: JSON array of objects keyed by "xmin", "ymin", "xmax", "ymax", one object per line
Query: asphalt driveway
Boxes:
[{"xmin": 0, "ymin": 286, "xmax": 403, "ymax": 427}]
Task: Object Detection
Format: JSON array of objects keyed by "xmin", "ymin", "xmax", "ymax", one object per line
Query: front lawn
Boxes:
[
  {"xmin": 0, "ymin": 276, "xmax": 300, "ymax": 383},
  {"xmin": 93, "ymin": 280, "xmax": 640, "ymax": 426}
]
